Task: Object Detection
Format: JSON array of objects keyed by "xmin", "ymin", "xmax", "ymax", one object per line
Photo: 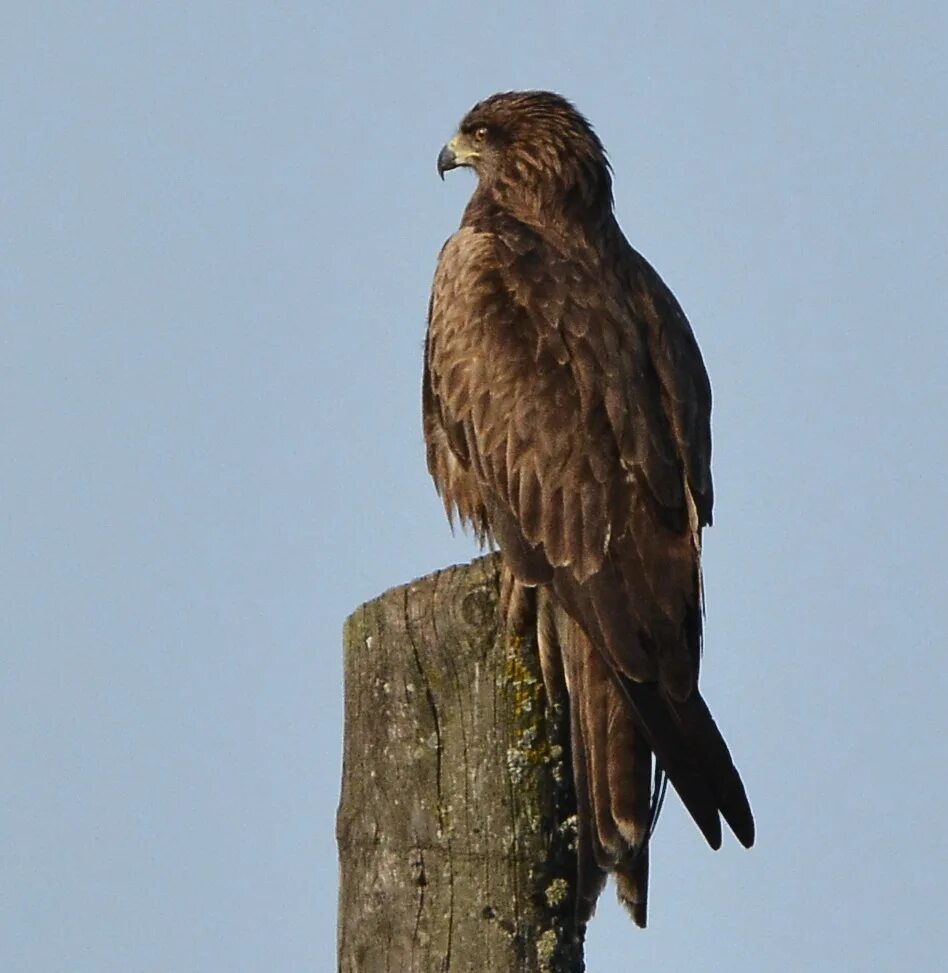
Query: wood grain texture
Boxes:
[{"xmin": 337, "ymin": 554, "xmax": 585, "ymax": 972}]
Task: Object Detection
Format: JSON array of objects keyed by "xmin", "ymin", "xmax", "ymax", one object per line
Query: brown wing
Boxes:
[
  {"xmin": 424, "ymin": 218, "xmax": 753, "ymax": 920},
  {"xmin": 425, "ymin": 222, "xmax": 699, "ymax": 671},
  {"xmin": 622, "ymin": 243, "xmax": 714, "ymax": 529}
]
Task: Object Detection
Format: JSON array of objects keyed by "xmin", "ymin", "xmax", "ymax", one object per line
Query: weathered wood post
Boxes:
[{"xmin": 337, "ymin": 554, "xmax": 586, "ymax": 972}]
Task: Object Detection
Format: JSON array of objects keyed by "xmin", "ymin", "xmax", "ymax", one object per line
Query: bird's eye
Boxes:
[{"xmin": 474, "ymin": 126, "xmax": 488, "ymax": 141}]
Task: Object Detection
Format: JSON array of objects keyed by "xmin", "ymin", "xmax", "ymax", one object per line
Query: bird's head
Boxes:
[{"xmin": 437, "ymin": 91, "xmax": 613, "ymax": 223}]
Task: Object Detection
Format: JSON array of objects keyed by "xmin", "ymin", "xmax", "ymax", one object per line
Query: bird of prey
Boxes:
[{"xmin": 423, "ymin": 90, "xmax": 753, "ymax": 926}]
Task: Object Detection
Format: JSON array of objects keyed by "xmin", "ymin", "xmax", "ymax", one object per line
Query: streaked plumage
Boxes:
[{"xmin": 424, "ymin": 91, "xmax": 753, "ymax": 926}]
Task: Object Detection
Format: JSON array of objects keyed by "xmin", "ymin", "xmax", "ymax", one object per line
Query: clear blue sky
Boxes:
[{"xmin": 3, "ymin": 3, "xmax": 946, "ymax": 971}]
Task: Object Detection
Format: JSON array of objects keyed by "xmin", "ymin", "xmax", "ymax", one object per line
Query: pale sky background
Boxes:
[{"xmin": 2, "ymin": 3, "xmax": 946, "ymax": 971}]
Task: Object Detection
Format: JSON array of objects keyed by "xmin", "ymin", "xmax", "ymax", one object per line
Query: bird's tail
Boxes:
[
  {"xmin": 539, "ymin": 594, "xmax": 655, "ymax": 924},
  {"xmin": 537, "ymin": 588, "xmax": 754, "ymax": 927},
  {"xmin": 568, "ymin": 634, "xmax": 654, "ymax": 925}
]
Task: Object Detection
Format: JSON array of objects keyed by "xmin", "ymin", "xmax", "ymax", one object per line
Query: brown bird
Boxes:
[{"xmin": 423, "ymin": 90, "xmax": 753, "ymax": 927}]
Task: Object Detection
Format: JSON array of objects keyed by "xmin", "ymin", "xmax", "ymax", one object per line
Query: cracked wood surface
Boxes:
[{"xmin": 337, "ymin": 554, "xmax": 585, "ymax": 972}]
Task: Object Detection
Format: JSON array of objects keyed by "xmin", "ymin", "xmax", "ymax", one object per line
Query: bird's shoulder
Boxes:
[{"xmin": 607, "ymin": 236, "xmax": 714, "ymax": 525}]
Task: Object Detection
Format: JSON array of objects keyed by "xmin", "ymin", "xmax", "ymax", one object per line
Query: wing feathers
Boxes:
[{"xmin": 518, "ymin": 463, "xmax": 542, "ymax": 540}]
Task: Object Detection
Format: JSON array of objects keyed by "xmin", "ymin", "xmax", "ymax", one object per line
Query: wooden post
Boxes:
[{"xmin": 337, "ymin": 554, "xmax": 585, "ymax": 972}]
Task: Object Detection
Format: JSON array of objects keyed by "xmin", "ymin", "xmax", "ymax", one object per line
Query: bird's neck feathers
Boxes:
[{"xmin": 467, "ymin": 150, "xmax": 614, "ymax": 247}]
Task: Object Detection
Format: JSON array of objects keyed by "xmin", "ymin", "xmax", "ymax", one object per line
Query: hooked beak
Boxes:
[
  {"xmin": 437, "ymin": 135, "xmax": 478, "ymax": 180},
  {"xmin": 437, "ymin": 143, "xmax": 457, "ymax": 180}
]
